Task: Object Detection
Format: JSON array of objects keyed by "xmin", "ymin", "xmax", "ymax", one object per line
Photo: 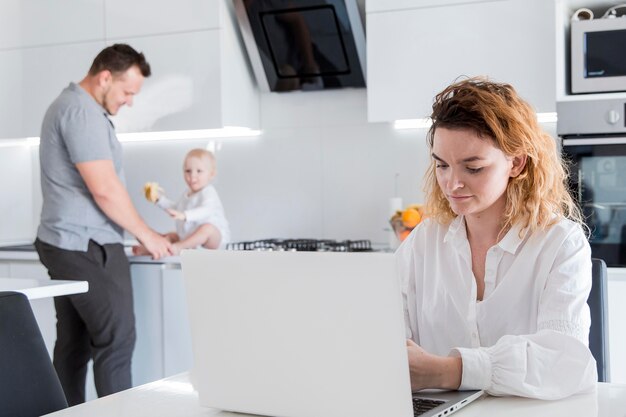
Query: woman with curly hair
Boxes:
[{"xmin": 397, "ymin": 77, "xmax": 597, "ymax": 399}]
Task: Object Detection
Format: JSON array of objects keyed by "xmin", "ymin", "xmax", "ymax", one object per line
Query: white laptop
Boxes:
[{"xmin": 180, "ymin": 250, "xmax": 483, "ymax": 417}]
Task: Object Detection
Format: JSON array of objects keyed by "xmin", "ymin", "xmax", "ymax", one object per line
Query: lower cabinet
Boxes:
[
  {"xmin": 607, "ymin": 269, "xmax": 626, "ymax": 384},
  {"xmin": 130, "ymin": 262, "xmax": 193, "ymax": 386},
  {"xmin": 0, "ymin": 258, "xmax": 193, "ymax": 400}
]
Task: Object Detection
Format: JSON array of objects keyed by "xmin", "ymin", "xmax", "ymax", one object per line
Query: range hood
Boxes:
[{"xmin": 233, "ymin": 0, "xmax": 366, "ymax": 92}]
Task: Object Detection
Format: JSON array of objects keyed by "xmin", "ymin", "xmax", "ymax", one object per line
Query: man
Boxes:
[{"xmin": 34, "ymin": 44, "xmax": 173, "ymax": 405}]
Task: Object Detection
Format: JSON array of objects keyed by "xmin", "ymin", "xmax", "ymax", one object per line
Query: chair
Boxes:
[
  {"xmin": 588, "ymin": 259, "xmax": 610, "ymax": 382},
  {"xmin": 0, "ymin": 291, "xmax": 68, "ymax": 417}
]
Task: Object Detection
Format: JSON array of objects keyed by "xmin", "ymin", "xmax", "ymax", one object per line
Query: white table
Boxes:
[
  {"xmin": 0, "ymin": 277, "xmax": 88, "ymax": 299},
  {"xmin": 43, "ymin": 372, "xmax": 626, "ymax": 417}
]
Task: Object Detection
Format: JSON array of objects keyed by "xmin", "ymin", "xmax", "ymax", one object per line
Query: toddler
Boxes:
[{"xmin": 134, "ymin": 148, "xmax": 230, "ymax": 256}]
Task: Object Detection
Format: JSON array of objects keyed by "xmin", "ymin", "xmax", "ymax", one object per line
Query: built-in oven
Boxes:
[{"xmin": 558, "ymin": 98, "xmax": 626, "ymax": 266}]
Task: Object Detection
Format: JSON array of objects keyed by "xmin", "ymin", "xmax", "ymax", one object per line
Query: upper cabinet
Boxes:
[
  {"xmin": 0, "ymin": 0, "xmax": 258, "ymax": 139},
  {"xmin": 0, "ymin": 42, "xmax": 105, "ymax": 138},
  {"xmin": 110, "ymin": 0, "xmax": 258, "ymax": 133},
  {"xmin": 0, "ymin": 0, "xmax": 104, "ymax": 49},
  {"xmin": 104, "ymin": 0, "xmax": 220, "ymax": 38},
  {"xmin": 367, "ymin": 0, "xmax": 557, "ymax": 122}
]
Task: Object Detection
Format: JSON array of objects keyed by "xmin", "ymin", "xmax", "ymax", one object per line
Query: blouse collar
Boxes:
[{"xmin": 444, "ymin": 215, "xmax": 527, "ymax": 255}]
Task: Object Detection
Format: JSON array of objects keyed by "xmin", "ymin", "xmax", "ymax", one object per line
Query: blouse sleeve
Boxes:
[{"xmin": 452, "ymin": 226, "xmax": 597, "ymax": 399}]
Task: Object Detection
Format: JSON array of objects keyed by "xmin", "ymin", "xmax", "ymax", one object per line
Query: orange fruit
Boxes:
[{"xmin": 401, "ymin": 208, "xmax": 422, "ymax": 228}]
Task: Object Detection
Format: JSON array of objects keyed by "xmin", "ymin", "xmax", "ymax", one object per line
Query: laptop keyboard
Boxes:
[{"xmin": 412, "ymin": 397, "xmax": 445, "ymax": 416}]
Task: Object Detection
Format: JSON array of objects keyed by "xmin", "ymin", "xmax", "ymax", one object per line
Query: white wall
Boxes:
[
  {"xmin": 6, "ymin": 87, "xmax": 558, "ymax": 248},
  {"xmin": 122, "ymin": 89, "xmax": 432, "ymax": 247},
  {"xmin": 0, "ymin": 144, "xmax": 36, "ymax": 244}
]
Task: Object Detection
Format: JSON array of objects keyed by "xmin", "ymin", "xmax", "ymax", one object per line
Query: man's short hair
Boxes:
[{"xmin": 88, "ymin": 43, "xmax": 151, "ymax": 77}]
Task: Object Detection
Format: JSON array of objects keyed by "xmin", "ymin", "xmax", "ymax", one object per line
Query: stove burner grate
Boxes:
[{"xmin": 226, "ymin": 239, "xmax": 372, "ymax": 252}]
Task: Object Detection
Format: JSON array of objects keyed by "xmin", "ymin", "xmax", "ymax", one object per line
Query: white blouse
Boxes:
[{"xmin": 396, "ymin": 215, "xmax": 597, "ymax": 399}]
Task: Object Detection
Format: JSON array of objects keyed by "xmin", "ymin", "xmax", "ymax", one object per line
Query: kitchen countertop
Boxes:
[
  {"xmin": 0, "ymin": 242, "xmax": 182, "ymax": 265},
  {"xmin": 0, "ymin": 243, "xmax": 40, "ymax": 261}
]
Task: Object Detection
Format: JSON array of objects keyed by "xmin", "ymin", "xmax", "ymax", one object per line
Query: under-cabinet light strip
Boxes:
[
  {"xmin": 0, "ymin": 127, "xmax": 262, "ymax": 148},
  {"xmin": 393, "ymin": 112, "xmax": 558, "ymax": 130}
]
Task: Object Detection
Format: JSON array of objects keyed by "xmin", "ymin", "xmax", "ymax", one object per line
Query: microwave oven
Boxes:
[{"xmin": 571, "ymin": 17, "xmax": 626, "ymax": 94}]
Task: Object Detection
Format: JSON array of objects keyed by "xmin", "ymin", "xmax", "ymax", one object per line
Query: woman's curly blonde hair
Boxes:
[{"xmin": 423, "ymin": 77, "xmax": 584, "ymax": 236}]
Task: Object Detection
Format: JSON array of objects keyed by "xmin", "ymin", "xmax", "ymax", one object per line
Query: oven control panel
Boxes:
[{"xmin": 557, "ymin": 98, "xmax": 626, "ymax": 136}]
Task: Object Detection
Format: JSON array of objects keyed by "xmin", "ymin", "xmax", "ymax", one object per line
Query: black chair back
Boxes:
[
  {"xmin": 0, "ymin": 291, "xmax": 68, "ymax": 417},
  {"xmin": 588, "ymin": 258, "xmax": 610, "ymax": 382}
]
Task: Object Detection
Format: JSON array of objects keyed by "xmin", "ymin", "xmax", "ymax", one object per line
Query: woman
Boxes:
[{"xmin": 397, "ymin": 77, "xmax": 597, "ymax": 399}]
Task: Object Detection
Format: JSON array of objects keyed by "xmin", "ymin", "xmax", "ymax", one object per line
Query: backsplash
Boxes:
[{"xmin": 1, "ymin": 86, "xmax": 557, "ymax": 248}]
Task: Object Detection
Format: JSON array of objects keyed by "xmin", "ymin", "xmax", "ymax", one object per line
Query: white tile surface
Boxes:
[
  {"xmin": 321, "ymin": 123, "xmax": 430, "ymax": 243},
  {"xmin": 104, "ymin": 0, "xmax": 219, "ymax": 39},
  {"xmin": 0, "ymin": 0, "xmax": 104, "ymax": 49}
]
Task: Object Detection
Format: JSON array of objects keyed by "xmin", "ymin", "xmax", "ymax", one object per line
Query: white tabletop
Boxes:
[
  {"xmin": 43, "ymin": 372, "xmax": 626, "ymax": 417},
  {"xmin": 0, "ymin": 277, "xmax": 88, "ymax": 299}
]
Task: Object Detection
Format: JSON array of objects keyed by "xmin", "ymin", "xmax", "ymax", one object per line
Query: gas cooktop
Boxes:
[{"xmin": 226, "ymin": 239, "xmax": 372, "ymax": 252}]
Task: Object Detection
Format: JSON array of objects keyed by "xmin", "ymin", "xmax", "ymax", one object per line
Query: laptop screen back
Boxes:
[{"xmin": 181, "ymin": 250, "xmax": 414, "ymax": 417}]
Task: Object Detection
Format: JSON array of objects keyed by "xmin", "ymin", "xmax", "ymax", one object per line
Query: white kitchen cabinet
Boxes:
[
  {"xmin": 130, "ymin": 262, "xmax": 193, "ymax": 386},
  {"xmin": 105, "ymin": 0, "xmax": 219, "ymax": 39},
  {"xmin": 131, "ymin": 263, "xmax": 165, "ymax": 386},
  {"xmin": 112, "ymin": 26, "xmax": 258, "ymax": 132},
  {"xmin": 367, "ymin": 0, "xmax": 556, "ymax": 122},
  {"xmin": 0, "ymin": 0, "xmax": 257, "ymax": 139},
  {"xmin": 108, "ymin": 2, "xmax": 258, "ymax": 132},
  {"xmin": 607, "ymin": 268, "xmax": 626, "ymax": 384},
  {"xmin": 0, "ymin": 41, "xmax": 105, "ymax": 138},
  {"xmin": 162, "ymin": 266, "xmax": 193, "ymax": 376},
  {"xmin": 109, "ymin": 31, "xmax": 225, "ymax": 133},
  {"xmin": 0, "ymin": 0, "xmax": 104, "ymax": 50},
  {"xmin": 366, "ymin": 0, "xmax": 505, "ymax": 13}
]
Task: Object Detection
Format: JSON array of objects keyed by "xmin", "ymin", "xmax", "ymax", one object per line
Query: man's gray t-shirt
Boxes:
[{"xmin": 37, "ymin": 82, "xmax": 125, "ymax": 251}]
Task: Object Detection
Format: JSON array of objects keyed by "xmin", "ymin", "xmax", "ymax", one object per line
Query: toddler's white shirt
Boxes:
[{"xmin": 157, "ymin": 185, "xmax": 230, "ymax": 249}]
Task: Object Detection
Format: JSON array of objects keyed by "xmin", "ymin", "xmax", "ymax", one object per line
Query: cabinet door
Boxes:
[
  {"xmin": 0, "ymin": 0, "xmax": 104, "ymax": 49},
  {"xmin": 608, "ymin": 269, "xmax": 626, "ymax": 384},
  {"xmin": 131, "ymin": 264, "xmax": 165, "ymax": 386},
  {"xmin": 367, "ymin": 0, "xmax": 556, "ymax": 122},
  {"xmin": 0, "ymin": 41, "xmax": 105, "ymax": 139},
  {"xmin": 110, "ymin": 30, "xmax": 223, "ymax": 133},
  {"xmin": 162, "ymin": 266, "xmax": 193, "ymax": 376},
  {"xmin": 105, "ymin": 0, "xmax": 219, "ymax": 38}
]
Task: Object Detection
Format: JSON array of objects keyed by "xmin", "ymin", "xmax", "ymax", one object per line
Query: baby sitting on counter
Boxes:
[{"xmin": 133, "ymin": 148, "xmax": 230, "ymax": 256}]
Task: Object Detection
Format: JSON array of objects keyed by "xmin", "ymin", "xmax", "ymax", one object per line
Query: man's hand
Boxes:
[
  {"xmin": 138, "ymin": 230, "xmax": 174, "ymax": 260},
  {"xmin": 166, "ymin": 208, "xmax": 186, "ymax": 221}
]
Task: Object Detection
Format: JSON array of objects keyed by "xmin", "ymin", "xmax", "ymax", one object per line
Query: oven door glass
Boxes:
[{"xmin": 564, "ymin": 142, "xmax": 626, "ymax": 266}]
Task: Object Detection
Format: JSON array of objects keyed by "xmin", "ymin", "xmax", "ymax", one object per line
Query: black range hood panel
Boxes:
[{"xmin": 234, "ymin": 0, "xmax": 366, "ymax": 92}]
